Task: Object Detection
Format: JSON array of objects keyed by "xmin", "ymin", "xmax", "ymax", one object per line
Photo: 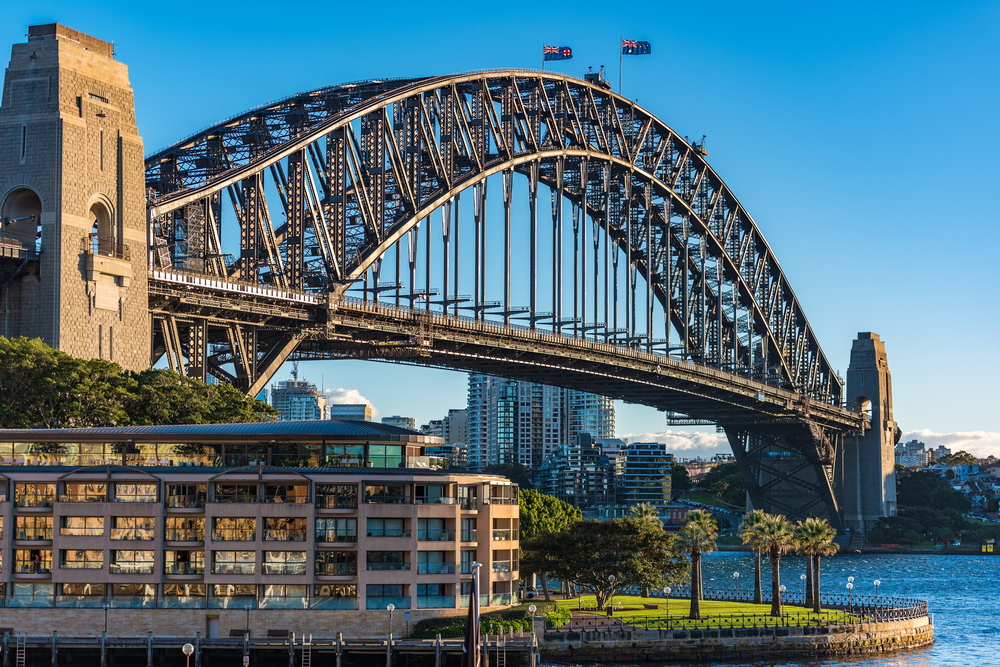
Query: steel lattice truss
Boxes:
[{"xmin": 145, "ymin": 71, "xmax": 864, "ymax": 527}]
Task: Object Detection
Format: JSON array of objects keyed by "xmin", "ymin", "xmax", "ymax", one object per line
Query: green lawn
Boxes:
[{"xmin": 555, "ymin": 595, "xmax": 857, "ymax": 629}]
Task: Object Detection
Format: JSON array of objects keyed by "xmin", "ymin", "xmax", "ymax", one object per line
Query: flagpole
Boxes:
[
  {"xmin": 542, "ymin": 44, "xmax": 545, "ymax": 71},
  {"xmin": 619, "ymin": 37, "xmax": 623, "ymax": 95}
]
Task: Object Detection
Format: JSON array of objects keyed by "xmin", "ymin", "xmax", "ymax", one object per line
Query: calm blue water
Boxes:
[{"xmin": 565, "ymin": 551, "xmax": 1000, "ymax": 666}]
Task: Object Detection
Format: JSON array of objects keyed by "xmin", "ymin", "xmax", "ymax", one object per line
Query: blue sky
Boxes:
[{"xmin": 6, "ymin": 1, "xmax": 1000, "ymax": 457}]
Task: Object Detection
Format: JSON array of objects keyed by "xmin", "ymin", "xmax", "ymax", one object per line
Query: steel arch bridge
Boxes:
[{"xmin": 144, "ymin": 70, "xmax": 867, "ymax": 528}]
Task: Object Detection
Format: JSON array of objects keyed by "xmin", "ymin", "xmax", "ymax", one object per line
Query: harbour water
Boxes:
[{"xmin": 560, "ymin": 550, "xmax": 999, "ymax": 666}]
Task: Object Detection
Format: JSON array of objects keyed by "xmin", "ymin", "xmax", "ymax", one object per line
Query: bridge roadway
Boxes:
[{"xmin": 149, "ymin": 269, "xmax": 864, "ymax": 441}]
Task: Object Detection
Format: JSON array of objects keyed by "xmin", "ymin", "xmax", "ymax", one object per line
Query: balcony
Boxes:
[
  {"xmin": 158, "ymin": 596, "xmax": 208, "ymax": 609},
  {"xmin": 491, "ymin": 529, "xmax": 517, "ymax": 541},
  {"xmin": 316, "ymin": 497, "xmax": 358, "ymax": 510},
  {"xmin": 311, "ymin": 597, "xmax": 358, "ymax": 610},
  {"xmin": 110, "ymin": 529, "xmax": 154, "ymax": 541},
  {"xmin": 58, "ymin": 494, "xmax": 107, "ymax": 503},
  {"xmin": 166, "ymin": 495, "xmax": 205, "ymax": 509},
  {"xmin": 261, "ymin": 563, "xmax": 307, "ymax": 575},
  {"xmin": 417, "ymin": 596, "xmax": 456, "ymax": 608},
  {"xmin": 366, "ymin": 563, "xmax": 410, "ymax": 571},
  {"xmin": 365, "ymin": 596, "xmax": 410, "ymax": 610},
  {"xmin": 212, "ymin": 529, "xmax": 255, "ymax": 541},
  {"xmin": 459, "ymin": 595, "xmax": 490, "ymax": 608},
  {"xmin": 18, "ymin": 529, "xmax": 53, "ymax": 540},
  {"xmin": 492, "ymin": 560, "xmax": 512, "ymax": 573},
  {"xmin": 110, "ymin": 563, "xmax": 154, "ymax": 575},
  {"xmin": 15, "ymin": 496, "xmax": 54, "ymax": 508},
  {"xmin": 166, "ymin": 529, "xmax": 204, "ymax": 542},
  {"xmin": 263, "ymin": 529, "xmax": 307, "ymax": 541},
  {"xmin": 417, "ymin": 530, "xmax": 452, "ymax": 542},
  {"xmin": 165, "ymin": 563, "xmax": 204, "ymax": 575},
  {"xmin": 460, "ymin": 530, "xmax": 477, "ymax": 543},
  {"xmin": 208, "ymin": 596, "xmax": 256, "ymax": 609},
  {"xmin": 415, "ymin": 496, "xmax": 454, "ymax": 505},
  {"xmin": 417, "ymin": 562, "xmax": 455, "ymax": 575},
  {"xmin": 59, "ymin": 528, "xmax": 102, "ymax": 537},
  {"xmin": 259, "ymin": 596, "xmax": 307, "ymax": 609},
  {"xmin": 55, "ymin": 596, "xmax": 106, "ymax": 608},
  {"xmin": 315, "ymin": 562, "xmax": 357, "ymax": 576},
  {"xmin": 490, "ymin": 594, "xmax": 515, "ymax": 606},
  {"xmin": 315, "ymin": 531, "xmax": 357, "ymax": 543},
  {"xmin": 211, "ymin": 563, "xmax": 255, "ymax": 575},
  {"xmin": 366, "ymin": 529, "xmax": 410, "ymax": 538},
  {"xmin": 458, "ymin": 497, "xmax": 477, "ymax": 510},
  {"xmin": 7, "ymin": 596, "xmax": 54, "ymax": 608},
  {"xmin": 108, "ymin": 596, "xmax": 156, "ymax": 609},
  {"xmin": 211, "ymin": 495, "xmax": 258, "ymax": 504},
  {"xmin": 59, "ymin": 560, "xmax": 103, "ymax": 570}
]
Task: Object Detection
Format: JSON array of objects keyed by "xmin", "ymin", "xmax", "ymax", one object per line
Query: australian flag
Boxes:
[
  {"xmin": 544, "ymin": 45, "xmax": 573, "ymax": 61},
  {"xmin": 621, "ymin": 39, "xmax": 651, "ymax": 55}
]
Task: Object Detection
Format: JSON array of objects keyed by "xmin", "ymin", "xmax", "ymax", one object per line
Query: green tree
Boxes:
[
  {"xmin": 937, "ymin": 450, "xmax": 977, "ymax": 466},
  {"xmin": 738, "ymin": 509, "xmax": 768, "ymax": 604},
  {"xmin": 671, "ymin": 462, "xmax": 692, "ymax": 497},
  {"xmin": 517, "ymin": 489, "xmax": 582, "ymax": 600},
  {"xmin": 630, "ymin": 503, "xmax": 662, "ymax": 526},
  {"xmin": 753, "ymin": 514, "xmax": 796, "ymax": 616},
  {"xmin": 794, "ymin": 517, "xmax": 839, "ymax": 614},
  {"xmin": 534, "ymin": 517, "xmax": 687, "ymax": 611},
  {"xmin": 700, "ymin": 462, "xmax": 746, "ymax": 509},
  {"xmin": 675, "ymin": 509, "xmax": 717, "ymax": 619},
  {"xmin": 897, "ymin": 471, "xmax": 971, "ymax": 512}
]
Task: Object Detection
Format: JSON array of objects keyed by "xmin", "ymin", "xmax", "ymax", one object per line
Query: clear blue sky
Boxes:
[{"xmin": 6, "ymin": 1, "xmax": 1000, "ymax": 456}]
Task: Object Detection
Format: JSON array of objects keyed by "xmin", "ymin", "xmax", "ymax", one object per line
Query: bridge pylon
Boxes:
[{"xmin": 0, "ymin": 24, "xmax": 149, "ymax": 370}]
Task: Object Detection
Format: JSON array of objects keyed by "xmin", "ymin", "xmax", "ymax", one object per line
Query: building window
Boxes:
[
  {"xmin": 166, "ymin": 484, "xmax": 206, "ymax": 508},
  {"xmin": 315, "ymin": 518, "xmax": 357, "ymax": 543},
  {"xmin": 110, "ymin": 517, "xmax": 155, "ymax": 540},
  {"xmin": 262, "ymin": 551, "xmax": 306, "ymax": 575},
  {"xmin": 59, "ymin": 549, "xmax": 103, "ymax": 570},
  {"xmin": 212, "ymin": 551, "xmax": 255, "ymax": 575},
  {"xmin": 415, "ymin": 485, "xmax": 452, "ymax": 504},
  {"xmin": 165, "ymin": 517, "xmax": 204, "ymax": 542},
  {"xmin": 315, "ymin": 484, "xmax": 357, "ymax": 509},
  {"xmin": 417, "ymin": 518, "xmax": 450, "ymax": 541},
  {"xmin": 263, "ymin": 518, "xmax": 307, "ymax": 541},
  {"xmin": 11, "ymin": 582, "xmax": 53, "ymax": 606},
  {"xmin": 162, "ymin": 583, "xmax": 206, "ymax": 608},
  {"xmin": 15, "ymin": 483, "xmax": 55, "ymax": 507},
  {"xmin": 110, "ymin": 550, "xmax": 154, "ymax": 574},
  {"xmin": 460, "ymin": 519, "xmax": 477, "ymax": 543},
  {"xmin": 60, "ymin": 516, "xmax": 104, "ymax": 537},
  {"xmin": 366, "ymin": 518, "xmax": 408, "ymax": 537},
  {"xmin": 488, "ymin": 484, "xmax": 518, "ymax": 505},
  {"xmin": 366, "ymin": 551, "xmax": 408, "ymax": 571},
  {"xmin": 210, "ymin": 584, "xmax": 257, "ymax": 609},
  {"xmin": 17, "ymin": 516, "xmax": 52, "ymax": 540},
  {"xmin": 314, "ymin": 550, "xmax": 356, "ymax": 576},
  {"xmin": 111, "ymin": 583, "xmax": 156, "ymax": 608},
  {"xmin": 259, "ymin": 584, "xmax": 307, "ymax": 609},
  {"xmin": 368, "ymin": 445, "xmax": 403, "ymax": 468},
  {"xmin": 312, "ymin": 584, "xmax": 357, "ymax": 610},
  {"xmin": 263, "ymin": 484, "xmax": 308, "ymax": 504},
  {"xmin": 61, "ymin": 483, "xmax": 107, "ymax": 503},
  {"xmin": 365, "ymin": 584, "xmax": 409, "ymax": 609},
  {"xmin": 460, "ymin": 550, "xmax": 476, "ymax": 574},
  {"xmin": 113, "ymin": 483, "xmax": 157, "ymax": 502},
  {"xmin": 14, "ymin": 549, "xmax": 50, "ymax": 574},
  {"xmin": 165, "ymin": 550, "xmax": 204, "ymax": 575},
  {"xmin": 213, "ymin": 484, "xmax": 257, "ymax": 503},
  {"xmin": 213, "ymin": 517, "xmax": 255, "ymax": 541},
  {"xmin": 457, "ymin": 485, "xmax": 477, "ymax": 510},
  {"xmin": 57, "ymin": 583, "xmax": 105, "ymax": 607},
  {"xmin": 364, "ymin": 483, "xmax": 410, "ymax": 504},
  {"xmin": 417, "ymin": 551, "xmax": 453, "ymax": 575}
]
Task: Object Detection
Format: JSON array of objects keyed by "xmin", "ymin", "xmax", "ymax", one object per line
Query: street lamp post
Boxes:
[
  {"xmin": 663, "ymin": 587, "xmax": 671, "ymax": 618},
  {"xmin": 103, "ymin": 602, "xmax": 110, "ymax": 635},
  {"xmin": 800, "ymin": 573, "xmax": 807, "ymax": 606},
  {"xmin": 732, "ymin": 571, "xmax": 740, "ymax": 600},
  {"xmin": 608, "ymin": 575, "xmax": 615, "ymax": 615},
  {"xmin": 846, "ymin": 582, "xmax": 854, "ymax": 612},
  {"xmin": 874, "ymin": 579, "xmax": 881, "ymax": 602},
  {"xmin": 387, "ymin": 603, "xmax": 395, "ymax": 639},
  {"xmin": 778, "ymin": 585, "xmax": 786, "ymax": 608},
  {"xmin": 182, "ymin": 643, "xmax": 194, "ymax": 667},
  {"xmin": 245, "ymin": 604, "xmax": 252, "ymax": 637}
]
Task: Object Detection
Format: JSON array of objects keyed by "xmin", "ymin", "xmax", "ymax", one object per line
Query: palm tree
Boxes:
[
  {"xmin": 753, "ymin": 514, "xmax": 795, "ymax": 616},
  {"xmin": 630, "ymin": 502, "xmax": 663, "ymax": 526},
  {"xmin": 675, "ymin": 509, "xmax": 717, "ymax": 620},
  {"xmin": 738, "ymin": 509, "xmax": 768, "ymax": 604},
  {"xmin": 795, "ymin": 517, "xmax": 839, "ymax": 614}
]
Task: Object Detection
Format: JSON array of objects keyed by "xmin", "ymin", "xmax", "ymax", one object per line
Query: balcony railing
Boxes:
[
  {"xmin": 492, "ymin": 529, "xmax": 517, "ymax": 541},
  {"xmin": 492, "ymin": 560, "xmax": 512, "ymax": 573},
  {"xmin": 261, "ymin": 563, "xmax": 307, "ymax": 575},
  {"xmin": 459, "ymin": 595, "xmax": 490, "ymax": 608},
  {"xmin": 491, "ymin": 594, "xmax": 515, "ymax": 606},
  {"xmin": 110, "ymin": 529, "xmax": 155, "ymax": 541},
  {"xmin": 15, "ymin": 562, "xmax": 51, "ymax": 574},
  {"xmin": 316, "ymin": 497, "xmax": 358, "ymax": 510},
  {"xmin": 315, "ymin": 531, "xmax": 357, "ymax": 543},
  {"xmin": 415, "ymin": 496, "xmax": 455, "ymax": 505},
  {"xmin": 417, "ymin": 529, "xmax": 452, "ymax": 541},
  {"xmin": 109, "ymin": 596, "xmax": 156, "ymax": 609},
  {"xmin": 259, "ymin": 596, "xmax": 307, "ymax": 609},
  {"xmin": 211, "ymin": 563, "xmax": 255, "ymax": 575},
  {"xmin": 208, "ymin": 596, "xmax": 256, "ymax": 609},
  {"xmin": 365, "ymin": 596, "xmax": 410, "ymax": 610},
  {"xmin": 15, "ymin": 495, "xmax": 54, "ymax": 508},
  {"xmin": 55, "ymin": 596, "xmax": 107, "ymax": 608},
  {"xmin": 458, "ymin": 497, "xmax": 477, "ymax": 510},
  {"xmin": 212, "ymin": 529, "xmax": 255, "ymax": 541},
  {"xmin": 59, "ymin": 528, "xmax": 102, "ymax": 537},
  {"xmin": 311, "ymin": 597, "xmax": 358, "ymax": 610},
  {"xmin": 165, "ymin": 563, "xmax": 204, "ymax": 575},
  {"xmin": 166, "ymin": 495, "xmax": 205, "ymax": 508},
  {"xmin": 58, "ymin": 494, "xmax": 106, "ymax": 503},
  {"xmin": 7, "ymin": 596, "xmax": 55, "ymax": 608},
  {"xmin": 417, "ymin": 596, "xmax": 456, "ymax": 608},
  {"xmin": 418, "ymin": 562, "xmax": 455, "ymax": 575},
  {"xmin": 166, "ymin": 530, "xmax": 204, "ymax": 542},
  {"xmin": 211, "ymin": 495, "xmax": 258, "ymax": 504},
  {"xmin": 366, "ymin": 529, "xmax": 410, "ymax": 538},
  {"xmin": 315, "ymin": 562, "xmax": 357, "ymax": 576},
  {"xmin": 488, "ymin": 497, "xmax": 518, "ymax": 506},
  {"xmin": 18, "ymin": 529, "xmax": 53, "ymax": 540},
  {"xmin": 110, "ymin": 563, "xmax": 155, "ymax": 575},
  {"xmin": 158, "ymin": 596, "xmax": 208, "ymax": 609},
  {"xmin": 263, "ymin": 495, "xmax": 308, "ymax": 504},
  {"xmin": 364, "ymin": 495, "xmax": 412, "ymax": 505},
  {"xmin": 263, "ymin": 529, "xmax": 307, "ymax": 541},
  {"xmin": 460, "ymin": 529, "xmax": 477, "ymax": 542},
  {"xmin": 83, "ymin": 236, "xmax": 131, "ymax": 261},
  {"xmin": 366, "ymin": 562, "xmax": 410, "ymax": 571}
]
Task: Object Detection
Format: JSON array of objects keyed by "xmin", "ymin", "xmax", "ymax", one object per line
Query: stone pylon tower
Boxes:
[
  {"xmin": 0, "ymin": 24, "xmax": 149, "ymax": 371},
  {"xmin": 837, "ymin": 332, "xmax": 899, "ymax": 544}
]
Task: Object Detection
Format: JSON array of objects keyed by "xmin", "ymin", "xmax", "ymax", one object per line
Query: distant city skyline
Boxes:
[{"xmin": 9, "ymin": 1, "xmax": 1000, "ymax": 456}]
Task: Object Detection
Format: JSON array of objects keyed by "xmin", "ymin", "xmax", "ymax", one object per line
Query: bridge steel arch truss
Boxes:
[{"xmin": 145, "ymin": 71, "xmax": 864, "ymax": 528}]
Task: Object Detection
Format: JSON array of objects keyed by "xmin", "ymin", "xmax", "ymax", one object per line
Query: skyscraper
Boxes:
[
  {"xmin": 467, "ymin": 374, "xmax": 614, "ymax": 470},
  {"xmin": 270, "ymin": 379, "xmax": 327, "ymax": 421}
]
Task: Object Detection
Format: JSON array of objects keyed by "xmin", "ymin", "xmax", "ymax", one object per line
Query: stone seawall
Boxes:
[{"xmin": 537, "ymin": 615, "xmax": 933, "ymax": 662}]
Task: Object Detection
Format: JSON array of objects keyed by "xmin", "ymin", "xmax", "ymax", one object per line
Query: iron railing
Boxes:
[{"xmin": 82, "ymin": 236, "xmax": 131, "ymax": 261}]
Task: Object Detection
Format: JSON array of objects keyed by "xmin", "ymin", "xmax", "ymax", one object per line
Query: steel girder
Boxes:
[{"xmin": 146, "ymin": 71, "xmax": 842, "ymax": 411}]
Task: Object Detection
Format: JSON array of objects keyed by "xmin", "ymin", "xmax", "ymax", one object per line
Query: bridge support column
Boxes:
[{"xmin": 837, "ymin": 332, "xmax": 898, "ymax": 546}]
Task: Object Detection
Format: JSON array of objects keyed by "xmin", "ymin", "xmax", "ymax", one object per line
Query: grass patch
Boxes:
[{"xmin": 409, "ymin": 601, "xmax": 555, "ymax": 639}]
